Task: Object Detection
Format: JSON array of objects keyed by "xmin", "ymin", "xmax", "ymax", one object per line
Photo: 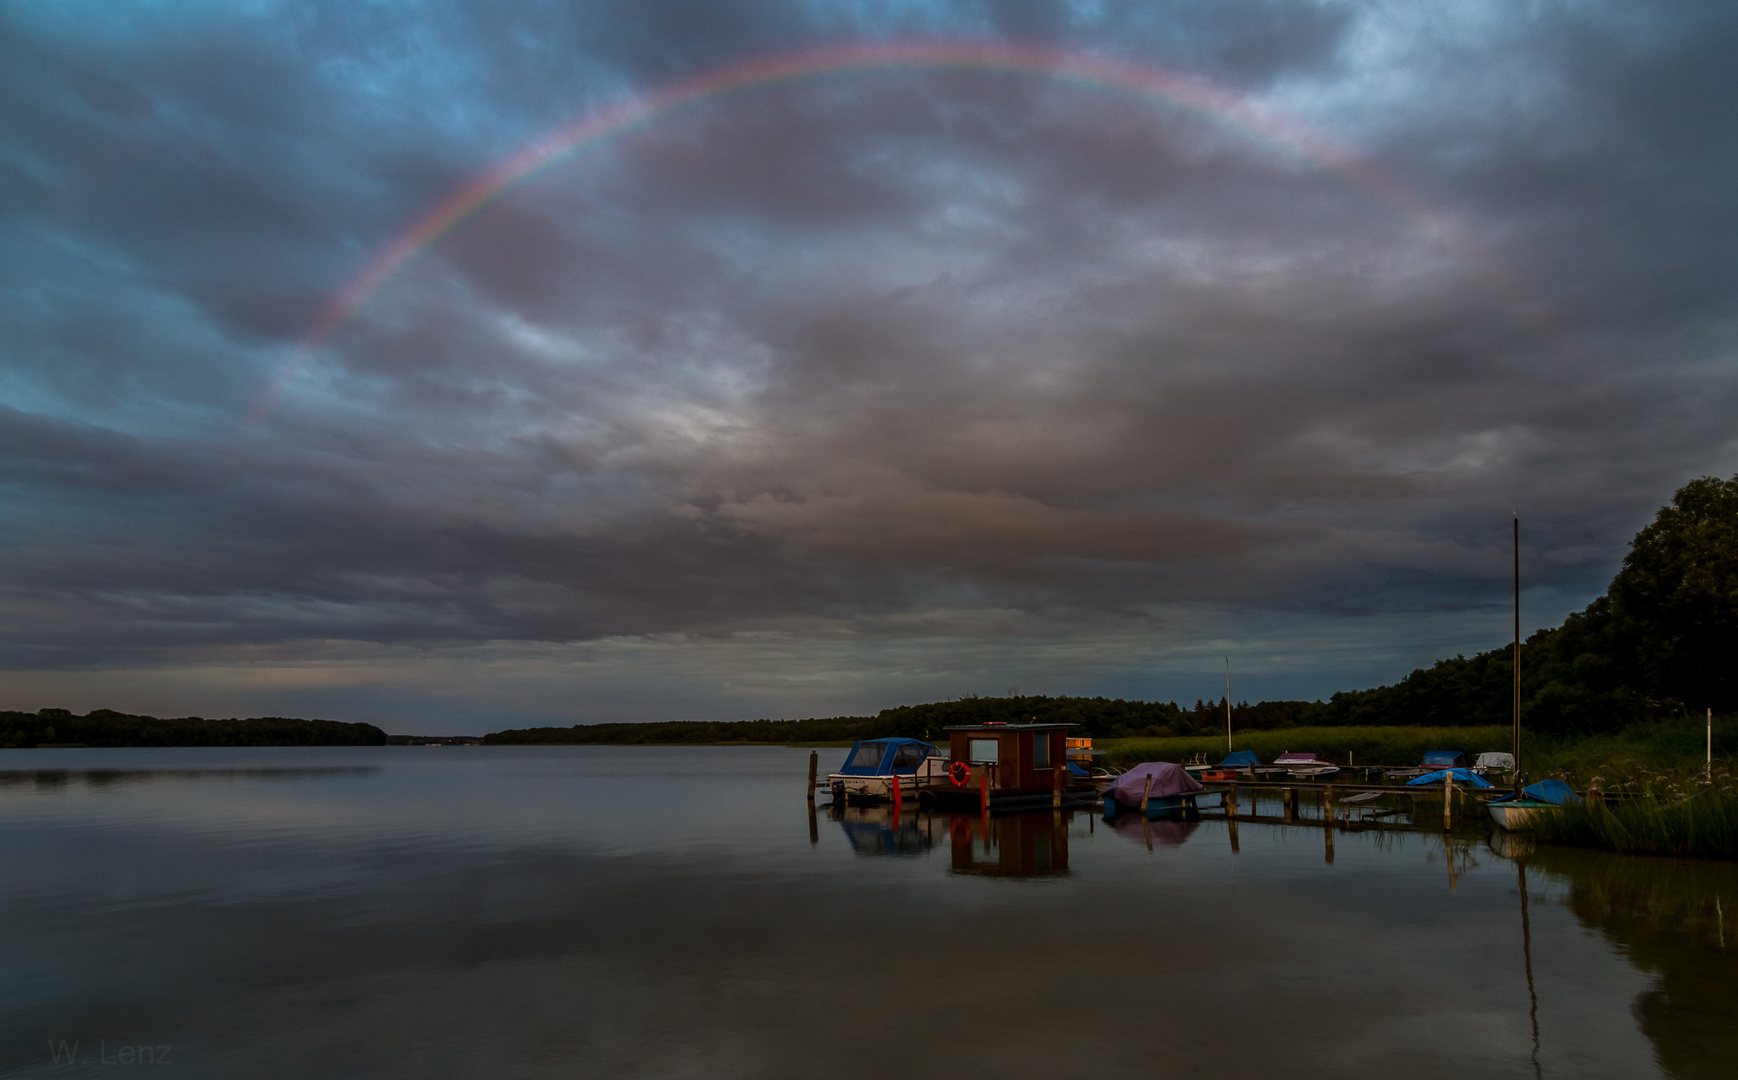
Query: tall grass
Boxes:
[
  {"xmin": 1097, "ymin": 721, "xmax": 1735, "ymax": 791},
  {"xmin": 1532, "ymin": 788, "xmax": 1738, "ymax": 859}
]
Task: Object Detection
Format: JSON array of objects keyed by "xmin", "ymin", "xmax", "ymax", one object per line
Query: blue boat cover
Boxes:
[
  {"xmin": 1421, "ymin": 750, "xmax": 1465, "ymax": 768},
  {"xmin": 1068, "ymin": 760, "xmax": 1091, "ymax": 777},
  {"xmin": 1522, "ymin": 778, "xmax": 1582, "ymax": 805},
  {"xmin": 835, "ymin": 738, "xmax": 938, "ymax": 776},
  {"xmin": 1220, "ymin": 750, "xmax": 1262, "ymax": 767},
  {"xmin": 1407, "ymin": 768, "xmax": 1493, "ymax": 789},
  {"xmin": 1491, "ymin": 778, "xmax": 1583, "ymax": 805}
]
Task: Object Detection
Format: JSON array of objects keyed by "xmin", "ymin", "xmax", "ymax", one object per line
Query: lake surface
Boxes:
[{"xmin": 1, "ymin": 745, "xmax": 1732, "ymax": 1079}]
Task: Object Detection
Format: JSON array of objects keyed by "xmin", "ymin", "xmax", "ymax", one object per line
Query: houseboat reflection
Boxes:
[{"xmin": 948, "ymin": 810, "xmax": 1072, "ymax": 878}]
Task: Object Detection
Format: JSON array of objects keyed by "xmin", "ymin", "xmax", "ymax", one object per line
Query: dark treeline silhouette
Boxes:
[
  {"xmin": 0, "ymin": 708, "xmax": 387, "ymax": 748},
  {"xmin": 491, "ymin": 474, "xmax": 1738, "ymax": 745}
]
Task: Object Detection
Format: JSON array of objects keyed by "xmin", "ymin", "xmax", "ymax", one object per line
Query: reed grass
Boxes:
[{"xmin": 1532, "ymin": 783, "xmax": 1738, "ymax": 859}]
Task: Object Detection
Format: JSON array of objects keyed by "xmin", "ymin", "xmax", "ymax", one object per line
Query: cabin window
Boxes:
[
  {"xmin": 847, "ymin": 742, "xmax": 887, "ymax": 770},
  {"xmin": 891, "ymin": 743, "xmax": 930, "ymax": 769},
  {"xmin": 968, "ymin": 738, "xmax": 1000, "ymax": 764},
  {"xmin": 1032, "ymin": 734, "xmax": 1050, "ymax": 768}
]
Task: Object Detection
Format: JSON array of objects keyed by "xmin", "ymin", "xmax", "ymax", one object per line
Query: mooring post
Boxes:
[
  {"xmin": 1443, "ymin": 773, "xmax": 1453, "ymax": 832},
  {"xmin": 1228, "ymin": 778, "xmax": 1239, "ymax": 818},
  {"xmin": 1282, "ymin": 787, "xmax": 1293, "ymax": 821},
  {"xmin": 807, "ymin": 751, "xmax": 817, "ymax": 802},
  {"xmin": 1140, "ymin": 773, "xmax": 1154, "ymax": 814},
  {"xmin": 1325, "ymin": 780, "xmax": 1336, "ymax": 824},
  {"xmin": 1053, "ymin": 763, "xmax": 1064, "ymax": 809}
]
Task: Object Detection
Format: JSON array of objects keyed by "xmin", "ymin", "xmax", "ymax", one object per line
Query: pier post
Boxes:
[
  {"xmin": 1141, "ymin": 773, "xmax": 1154, "ymax": 814},
  {"xmin": 807, "ymin": 751, "xmax": 817, "ymax": 802},
  {"xmin": 1325, "ymin": 780, "xmax": 1336, "ymax": 823},
  {"xmin": 1053, "ymin": 764, "xmax": 1064, "ymax": 809},
  {"xmin": 1443, "ymin": 774, "xmax": 1453, "ymax": 831},
  {"xmin": 1282, "ymin": 787, "xmax": 1294, "ymax": 821}
]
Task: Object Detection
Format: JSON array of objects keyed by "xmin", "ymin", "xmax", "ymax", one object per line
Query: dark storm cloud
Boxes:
[{"xmin": 2, "ymin": 1, "xmax": 1736, "ymax": 723}]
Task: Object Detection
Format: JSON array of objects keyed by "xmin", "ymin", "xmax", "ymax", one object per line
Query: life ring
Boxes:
[{"xmin": 949, "ymin": 761, "xmax": 971, "ymax": 787}]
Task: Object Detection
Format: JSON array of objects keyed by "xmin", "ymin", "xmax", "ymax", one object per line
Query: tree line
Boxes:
[
  {"xmin": 489, "ymin": 473, "xmax": 1737, "ymax": 744},
  {"xmin": 0, "ymin": 708, "xmax": 387, "ymax": 748}
]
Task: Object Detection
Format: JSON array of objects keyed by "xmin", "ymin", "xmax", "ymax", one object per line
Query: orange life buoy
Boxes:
[{"xmin": 949, "ymin": 760, "xmax": 971, "ymax": 787}]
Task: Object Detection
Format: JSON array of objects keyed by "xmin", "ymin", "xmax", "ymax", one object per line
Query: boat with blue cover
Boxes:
[
  {"xmin": 827, "ymin": 738, "xmax": 942, "ymax": 804},
  {"xmin": 1487, "ymin": 778, "xmax": 1582, "ymax": 831},
  {"xmin": 1405, "ymin": 767, "xmax": 1493, "ymax": 790}
]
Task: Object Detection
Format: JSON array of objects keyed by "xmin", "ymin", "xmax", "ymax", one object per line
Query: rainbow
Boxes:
[{"xmin": 265, "ymin": 40, "xmax": 1491, "ymax": 414}]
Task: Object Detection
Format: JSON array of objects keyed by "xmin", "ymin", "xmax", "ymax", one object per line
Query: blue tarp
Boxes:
[
  {"xmin": 1068, "ymin": 760, "xmax": 1091, "ymax": 777},
  {"xmin": 1491, "ymin": 778, "xmax": 1583, "ymax": 805},
  {"xmin": 1522, "ymin": 778, "xmax": 1582, "ymax": 805},
  {"xmin": 1220, "ymin": 750, "xmax": 1261, "ymax": 767},
  {"xmin": 1406, "ymin": 768, "xmax": 1493, "ymax": 789},
  {"xmin": 1421, "ymin": 750, "xmax": 1466, "ymax": 768},
  {"xmin": 835, "ymin": 738, "xmax": 938, "ymax": 777}
]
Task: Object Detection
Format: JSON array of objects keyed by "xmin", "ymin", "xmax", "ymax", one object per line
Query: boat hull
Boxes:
[
  {"xmin": 1487, "ymin": 800, "xmax": 1555, "ymax": 831},
  {"xmin": 1102, "ymin": 793, "xmax": 1199, "ymax": 821}
]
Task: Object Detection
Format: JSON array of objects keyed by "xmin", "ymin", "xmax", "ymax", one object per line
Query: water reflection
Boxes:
[
  {"xmin": 1107, "ymin": 813, "xmax": 1198, "ymax": 850},
  {"xmin": 2, "ymin": 746, "xmax": 1730, "ymax": 1079},
  {"xmin": 829, "ymin": 802, "xmax": 935, "ymax": 857},
  {"xmin": 1495, "ymin": 842, "xmax": 1738, "ymax": 1080},
  {"xmin": 947, "ymin": 811, "xmax": 1071, "ymax": 877},
  {"xmin": 0, "ymin": 766, "xmax": 378, "ymax": 792},
  {"xmin": 824, "ymin": 802, "xmax": 1075, "ymax": 877}
]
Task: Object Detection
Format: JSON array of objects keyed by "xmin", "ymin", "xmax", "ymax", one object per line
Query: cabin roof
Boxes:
[{"xmin": 944, "ymin": 723, "xmax": 1076, "ymax": 732}]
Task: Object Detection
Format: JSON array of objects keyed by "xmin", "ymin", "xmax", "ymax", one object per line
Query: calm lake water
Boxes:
[{"xmin": 1, "ymin": 745, "xmax": 1732, "ymax": 1079}]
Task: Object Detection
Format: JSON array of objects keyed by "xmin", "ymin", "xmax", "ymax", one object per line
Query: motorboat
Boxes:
[
  {"xmin": 827, "ymin": 738, "xmax": 943, "ymax": 803},
  {"xmin": 1383, "ymin": 750, "xmax": 1467, "ymax": 781},
  {"xmin": 1488, "ymin": 779, "xmax": 1582, "ymax": 831},
  {"xmin": 1473, "ymin": 751, "xmax": 1516, "ymax": 777},
  {"xmin": 1273, "ymin": 751, "xmax": 1340, "ymax": 778}
]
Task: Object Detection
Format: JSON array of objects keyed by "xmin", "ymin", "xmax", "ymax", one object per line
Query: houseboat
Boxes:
[{"xmin": 920, "ymin": 722, "xmax": 1096, "ymax": 810}]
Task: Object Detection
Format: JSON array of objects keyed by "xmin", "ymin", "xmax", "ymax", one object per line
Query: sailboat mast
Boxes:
[
  {"xmin": 1225, "ymin": 656, "xmax": 1232, "ymax": 755},
  {"xmin": 1513, "ymin": 514, "xmax": 1522, "ymax": 792}
]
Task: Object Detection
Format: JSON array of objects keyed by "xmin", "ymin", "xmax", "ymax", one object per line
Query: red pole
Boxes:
[
  {"xmin": 980, "ymin": 774, "xmax": 989, "ymax": 812},
  {"xmin": 891, "ymin": 772, "xmax": 902, "ymax": 812}
]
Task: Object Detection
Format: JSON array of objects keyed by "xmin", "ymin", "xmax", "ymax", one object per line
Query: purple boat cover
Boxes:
[{"xmin": 1106, "ymin": 762, "xmax": 1203, "ymax": 802}]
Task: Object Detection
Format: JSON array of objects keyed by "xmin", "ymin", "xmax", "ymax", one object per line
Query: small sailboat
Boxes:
[{"xmin": 1488, "ymin": 514, "xmax": 1579, "ymax": 831}]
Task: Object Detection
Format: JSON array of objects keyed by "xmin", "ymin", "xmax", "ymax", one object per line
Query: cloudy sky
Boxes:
[{"xmin": 2, "ymin": 1, "xmax": 1734, "ymax": 732}]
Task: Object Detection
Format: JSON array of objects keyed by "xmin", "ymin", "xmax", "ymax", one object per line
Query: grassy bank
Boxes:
[
  {"xmin": 1096, "ymin": 721, "xmax": 1733, "ymax": 788},
  {"xmin": 1533, "ymin": 786, "xmax": 1738, "ymax": 860}
]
